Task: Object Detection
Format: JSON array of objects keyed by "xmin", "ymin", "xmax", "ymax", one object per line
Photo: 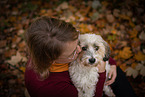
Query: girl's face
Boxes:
[{"xmin": 54, "ymin": 39, "xmax": 82, "ymax": 63}]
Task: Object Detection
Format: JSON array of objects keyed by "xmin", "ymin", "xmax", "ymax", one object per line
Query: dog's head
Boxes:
[{"xmin": 78, "ymin": 34, "xmax": 111, "ymax": 67}]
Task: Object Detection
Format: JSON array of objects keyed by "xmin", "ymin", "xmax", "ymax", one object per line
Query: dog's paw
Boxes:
[
  {"xmin": 106, "ymin": 91, "xmax": 115, "ymax": 97},
  {"xmin": 103, "ymin": 86, "xmax": 116, "ymax": 97}
]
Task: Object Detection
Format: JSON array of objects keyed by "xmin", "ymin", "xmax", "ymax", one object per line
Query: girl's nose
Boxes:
[{"xmin": 77, "ymin": 45, "xmax": 82, "ymax": 54}]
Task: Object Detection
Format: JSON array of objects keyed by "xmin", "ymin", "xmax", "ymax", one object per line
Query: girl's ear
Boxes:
[{"xmin": 103, "ymin": 41, "xmax": 111, "ymax": 61}]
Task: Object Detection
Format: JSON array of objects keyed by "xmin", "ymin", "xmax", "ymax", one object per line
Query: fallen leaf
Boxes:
[
  {"xmin": 101, "ymin": 1, "xmax": 109, "ymax": 7},
  {"xmin": 0, "ymin": 40, "xmax": 7, "ymax": 48},
  {"xmin": 135, "ymin": 25, "xmax": 142, "ymax": 32},
  {"xmin": 135, "ymin": 63, "xmax": 143, "ymax": 71},
  {"xmin": 119, "ymin": 14, "xmax": 130, "ymax": 21},
  {"xmin": 126, "ymin": 59, "xmax": 135, "ymax": 65},
  {"xmin": 78, "ymin": 23, "xmax": 90, "ymax": 33},
  {"xmin": 120, "ymin": 25, "xmax": 125, "ymax": 30},
  {"xmin": 106, "ymin": 14, "xmax": 115, "ymax": 23},
  {"xmin": 119, "ymin": 47, "xmax": 133, "ymax": 59},
  {"xmin": 18, "ymin": 29, "xmax": 25, "ymax": 36},
  {"xmin": 129, "ymin": 20, "xmax": 135, "ymax": 28},
  {"xmin": 107, "ymin": 35, "xmax": 116, "ymax": 40},
  {"xmin": 20, "ymin": 67, "xmax": 26, "ymax": 72},
  {"xmin": 139, "ymin": 31, "xmax": 145, "ymax": 40},
  {"xmin": 119, "ymin": 63, "xmax": 128, "ymax": 71},
  {"xmin": 91, "ymin": 12, "xmax": 100, "ymax": 21},
  {"xmin": 18, "ymin": 41, "xmax": 26, "ymax": 48},
  {"xmin": 127, "ymin": 11, "xmax": 133, "ymax": 17},
  {"xmin": 131, "ymin": 38, "xmax": 141, "ymax": 48},
  {"xmin": 56, "ymin": 2, "xmax": 68, "ymax": 11},
  {"xmin": 140, "ymin": 66, "xmax": 145, "ymax": 76},
  {"xmin": 6, "ymin": 52, "xmax": 27, "ymax": 65},
  {"xmin": 134, "ymin": 51, "xmax": 145, "ymax": 61},
  {"xmin": 113, "ymin": 9, "xmax": 120, "ymax": 17},
  {"xmin": 131, "ymin": 63, "xmax": 138, "ymax": 69},
  {"xmin": 92, "ymin": 0, "xmax": 101, "ymax": 9},
  {"xmin": 111, "ymin": 29, "xmax": 117, "ymax": 34},
  {"xmin": 12, "ymin": 35, "xmax": 21, "ymax": 44},
  {"xmin": 125, "ymin": 67, "xmax": 138, "ymax": 78},
  {"xmin": 128, "ymin": 29, "xmax": 138, "ymax": 38},
  {"xmin": 9, "ymin": 16, "xmax": 17, "ymax": 22},
  {"xmin": 4, "ymin": 49, "xmax": 17, "ymax": 58},
  {"xmin": 95, "ymin": 19, "xmax": 105, "ymax": 28}
]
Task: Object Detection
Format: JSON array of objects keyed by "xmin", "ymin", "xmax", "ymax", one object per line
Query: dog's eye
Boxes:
[
  {"xmin": 82, "ymin": 47, "xmax": 87, "ymax": 51},
  {"xmin": 95, "ymin": 46, "xmax": 99, "ymax": 51}
]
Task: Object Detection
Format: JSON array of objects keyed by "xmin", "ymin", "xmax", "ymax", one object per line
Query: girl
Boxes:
[{"xmin": 25, "ymin": 16, "xmax": 136, "ymax": 97}]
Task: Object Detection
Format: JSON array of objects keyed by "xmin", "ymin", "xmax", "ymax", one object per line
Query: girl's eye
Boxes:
[
  {"xmin": 95, "ymin": 46, "xmax": 99, "ymax": 51},
  {"xmin": 82, "ymin": 47, "xmax": 87, "ymax": 51}
]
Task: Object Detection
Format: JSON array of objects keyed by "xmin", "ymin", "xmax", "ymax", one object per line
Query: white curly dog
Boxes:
[{"xmin": 69, "ymin": 33, "xmax": 115, "ymax": 97}]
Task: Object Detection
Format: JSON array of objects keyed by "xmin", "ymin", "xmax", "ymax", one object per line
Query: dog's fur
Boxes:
[{"xmin": 69, "ymin": 34, "xmax": 115, "ymax": 97}]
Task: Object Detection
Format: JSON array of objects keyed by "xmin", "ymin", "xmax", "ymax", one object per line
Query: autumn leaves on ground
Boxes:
[{"xmin": 0, "ymin": 0, "xmax": 145, "ymax": 97}]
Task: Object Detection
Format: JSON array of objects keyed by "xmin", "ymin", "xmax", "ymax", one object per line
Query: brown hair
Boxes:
[{"xmin": 25, "ymin": 16, "xmax": 79, "ymax": 79}]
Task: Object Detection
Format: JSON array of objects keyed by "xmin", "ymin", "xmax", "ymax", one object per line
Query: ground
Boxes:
[{"xmin": 0, "ymin": 0, "xmax": 145, "ymax": 97}]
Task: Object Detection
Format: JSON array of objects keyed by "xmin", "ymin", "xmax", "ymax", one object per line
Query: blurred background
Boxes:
[{"xmin": 0, "ymin": 0, "xmax": 145, "ymax": 97}]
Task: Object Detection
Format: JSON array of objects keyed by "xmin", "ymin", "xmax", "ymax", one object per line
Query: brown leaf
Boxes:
[
  {"xmin": 106, "ymin": 14, "xmax": 115, "ymax": 23},
  {"xmin": 0, "ymin": 40, "xmax": 7, "ymax": 48},
  {"xmin": 119, "ymin": 47, "xmax": 133, "ymax": 59},
  {"xmin": 131, "ymin": 38, "xmax": 141, "ymax": 48},
  {"xmin": 4, "ymin": 49, "xmax": 16, "ymax": 58},
  {"xmin": 131, "ymin": 63, "xmax": 138, "ymax": 69},
  {"xmin": 134, "ymin": 51, "xmax": 145, "ymax": 61},
  {"xmin": 18, "ymin": 41, "xmax": 26, "ymax": 48},
  {"xmin": 12, "ymin": 35, "xmax": 21, "ymax": 44},
  {"xmin": 128, "ymin": 29, "xmax": 138, "ymax": 38},
  {"xmin": 120, "ymin": 63, "xmax": 128, "ymax": 72}
]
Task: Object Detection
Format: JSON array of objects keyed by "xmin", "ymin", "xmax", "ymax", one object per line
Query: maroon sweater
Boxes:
[{"xmin": 25, "ymin": 58, "xmax": 116, "ymax": 97}]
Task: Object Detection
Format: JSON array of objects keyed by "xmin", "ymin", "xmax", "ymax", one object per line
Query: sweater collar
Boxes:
[{"xmin": 49, "ymin": 63, "xmax": 69, "ymax": 72}]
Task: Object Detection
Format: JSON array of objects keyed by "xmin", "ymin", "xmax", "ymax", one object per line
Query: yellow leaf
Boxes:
[
  {"xmin": 101, "ymin": 1, "xmax": 109, "ymax": 7},
  {"xmin": 78, "ymin": 24, "xmax": 90, "ymax": 33},
  {"xmin": 129, "ymin": 20, "xmax": 135, "ymax": 28},
  {"xmin": 20, "ymin": 67, "xmax": 26, "ymax": 72},
  {"xmin": 119, "ymin": 14, "xmax": 130, "ymax": 20},
  {"xmin": 119, "ymin": 47, "xmax": 133, "ymax": 59},
  {"xmin": 9, "ymin": 16, "xmax": 17, "ymax": 22},
  {"xmin": 18, "ymin": 41, "xmax": 26, "ymax": 48},
  {"xmin": 131, "ymin": 38, "xmax": 141, "ymax": 48},
  {"xmin": 116, "ymin": 23, "xmax": 120, "ymax": 28},
  {"xmin": 128, "ymin": 29, "xmax": 138, "ymax": 38},
  {"xmin": 95, "ymin": 20, "xmax": 105, "ymax": 28},
  {"xmin": 111, "ymin": 29, "xmax": 117, "ymax": 34},
  {"xmin": 134, "ymin": 51, "xmax": 145, "ymax": 61},
  {"xmin": 120, "ymin": 63, "xmax": 128, "ymax": 72},
  {"xmin": 131, "ymin": 63, "xmax": 138, "ymax": 69},
  {"xmin": 40, "ymin": 9, "xmax": 46, "ymax": 14}
]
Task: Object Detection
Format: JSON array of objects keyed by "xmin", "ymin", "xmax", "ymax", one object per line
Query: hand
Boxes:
[
  {"xmin": 97, "ymin": 61, "xmax": 106, "ymax": 73},
  {"xmin": 105, "ymin": 65, "xmax": 117, "ymax": 86}
]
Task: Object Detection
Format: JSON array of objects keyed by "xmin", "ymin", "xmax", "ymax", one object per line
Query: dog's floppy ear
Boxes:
[{"xmin": 102, "ymin": 41, "xmax": 111, "ymax": 61}]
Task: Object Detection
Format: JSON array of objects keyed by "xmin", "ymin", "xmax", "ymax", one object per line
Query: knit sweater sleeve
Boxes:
[
  {"xmin": 109, "ymin": 57, "xmax": 116, "ymax": 65},
  {"xmin": 94, "ymin": 71, "xmax": 106, "ymax": 97},
  {"xmin": 94, "ymin": 57, "xmax": 116, "ymax": 97}
]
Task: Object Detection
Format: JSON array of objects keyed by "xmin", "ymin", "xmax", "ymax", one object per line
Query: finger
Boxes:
[
  {"xmin": 111, "ymin": 72, "xmax": 117, "ymax": 82},
  {"xmin": 106, "ymin": 75, "xmax": 116, "ymax": 86},
  {"xmin": 108, "ymin": 71, "xmax": 112, "ymax": 79},
  {"xmin": 105, "ymin": 79, "xmax": 114, "ymax": 86},
  {"xmin": 105, "ymin": 80, "xmax": 112, "ymax": 86}
]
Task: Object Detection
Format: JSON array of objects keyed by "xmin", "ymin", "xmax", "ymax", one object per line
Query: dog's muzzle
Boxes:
[{"xmin": 89, "ymin": 58, "xmax": 96, "ymax": 64}]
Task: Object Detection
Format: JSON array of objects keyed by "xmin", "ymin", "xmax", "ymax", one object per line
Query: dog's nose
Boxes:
[{"xmin": 89, "ymin": 58, "xmax": 96, "ymax": 64}]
